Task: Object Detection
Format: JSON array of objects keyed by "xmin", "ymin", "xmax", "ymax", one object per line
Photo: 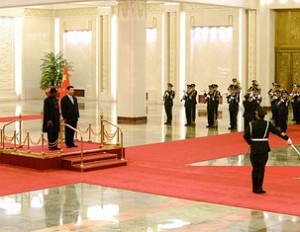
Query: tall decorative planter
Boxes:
[{"xmin": 39, "ymin": 51, "xmax": 73, "ymax": 94}]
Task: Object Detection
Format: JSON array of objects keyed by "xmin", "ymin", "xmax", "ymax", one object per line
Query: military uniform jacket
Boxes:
[
  {"xmin": 163, "ymin": 90, "xmax": 175, "ymax": 106},
  {"xmin": 277, "ymin": 98, "xmax": 290, "ymax": 115},
  {"xmin": 227, "ymin": 93, "xmax": 239, "ymax": 111},
  {"xmin": 182, "ymin": 92, "xmax": 193, "ymax": 107},
  {"xmin": 190, "ymin": 90, "xmax": 198, "ymax": 105},
  {"xmin": 243, "ymin": 119, "xmax": 288, "ymax": 154}
]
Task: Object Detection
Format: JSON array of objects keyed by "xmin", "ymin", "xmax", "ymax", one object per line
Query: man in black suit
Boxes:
[
  {"xmin": 244, "ymin": 106, "xmax": 292, "ymax": 194},
  {"xmin": 61, "ymin": 86, "xmax": 80, "ymax": 148},
  {"xmin": 43, "ymin": 87, "xmax": 60, "ymax": 150}
]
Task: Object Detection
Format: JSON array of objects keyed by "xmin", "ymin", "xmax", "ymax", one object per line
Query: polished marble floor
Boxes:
[{"xmin": 0, "ymin": 100, "xmax": 300, "ymax": 231}]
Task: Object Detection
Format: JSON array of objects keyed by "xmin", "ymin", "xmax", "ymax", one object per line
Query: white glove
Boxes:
[{"xmin": 287, "ymin": 138, "xmax": 292, "ymax": 145}]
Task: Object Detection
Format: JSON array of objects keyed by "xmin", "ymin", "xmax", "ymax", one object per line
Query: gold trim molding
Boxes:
[
  {"xmin": 55, "ymin": 7, "xmax": 98, "ymax": 17},
  {"xmin": 180, "ymin": 3, "xmax": 229, "ymax": 11},
  {"xmin": 118, "ymin": 0, "xmax": 146, "ymax": 19},
  {"xmin": 147, "ymin": 3, "xmax": 165, "ymax": 13},
  {"xmin": 25, "ymin": 9, "xmax": 53, "ymax": 17}
]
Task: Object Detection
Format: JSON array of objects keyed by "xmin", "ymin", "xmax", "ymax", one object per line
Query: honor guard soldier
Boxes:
[
  {"xmin": 181, "ymin": 84, "xmax": 193, "ymax": 126},
  {"xmin": 290, "ymin": 84, "xmax": 300, "ymax": 123},
  {"xmin": 163, "ymin": 83, "xmax": 175, "ymax": 125},
  {"xmin": 244, "ymin": 106, "xmax": 292, "ymax": 194},
  {"xmin": 204, "ymin": 85, "xmax": 216, "ymax": 128},
  {"xmin": 277, "ymin": 90, "xmax": 290, "ymax": 132},
  {"xmin": 226, "ymin": 85, "xmax": 239, "ymax": 130},
  {"xmin": 270, "ymin": 89, "xmax": 281, "ymax": 127},
  {"xmin": 243, "ymin": 87, "xmax": 262, "ymax": 132},
  {"xmin": 190, "ymin": 84, "xmax": 198, "ymax": 125},
  {"xmin": 212, "ymin": 84, "xmax": 221, "ymax": 121}
]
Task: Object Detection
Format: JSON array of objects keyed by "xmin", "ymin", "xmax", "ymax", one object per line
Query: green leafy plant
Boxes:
[{"xmin": 39, "ymin": 51, "xmax": 73, "ymax": 90}]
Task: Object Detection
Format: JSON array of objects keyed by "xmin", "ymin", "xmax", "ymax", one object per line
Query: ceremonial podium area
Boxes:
[{"xmin": 0, "ymin": 115, "xmax": 126, "ymax": 171}]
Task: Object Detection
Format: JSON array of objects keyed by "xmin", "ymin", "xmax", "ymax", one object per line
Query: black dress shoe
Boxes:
[
  {"xmin": 49, "ymin": 147, "xmax": 60, "ymax": 151},
  {"xmin": 71, "ymin": 144, "xmax": 78, "ymax": 147},
  {"xmin": 66, "ymin": 145, "xmax": 72, "ymax": 148},
  {"xmin": 253, "ymin": 189, "xmax": 266, "ymax": 194}
]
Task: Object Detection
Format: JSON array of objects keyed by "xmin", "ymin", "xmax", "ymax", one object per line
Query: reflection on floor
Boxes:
[
  {"xmin": 188, "ymin": 145, "xmax": 300, "ymax": 167},
  {"xmin": 0, "ymin": 100, "xmax": 300, "ymax": 231},
  {"xmin": 2, "ymin": 183, "xmax": 300, "ymax": 232}
]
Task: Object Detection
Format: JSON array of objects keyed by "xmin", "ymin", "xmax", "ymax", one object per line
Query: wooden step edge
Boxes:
[
  {"xmin": 71, "ymin": 159, "xmax": 127, "ymax": 170},
  {"xmin": 62, "ymin": 153, "xmax": 117, "ymax": 163}
]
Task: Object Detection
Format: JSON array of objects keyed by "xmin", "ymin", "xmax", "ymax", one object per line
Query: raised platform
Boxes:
[{"xmin": 0, "ymin": 142, "xmax": 126, "ymax": 171}]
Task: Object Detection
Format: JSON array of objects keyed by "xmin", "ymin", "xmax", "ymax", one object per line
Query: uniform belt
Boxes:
[{"xmin": 251, "ymin": 138, "xmax": 268, "ymax": 141}]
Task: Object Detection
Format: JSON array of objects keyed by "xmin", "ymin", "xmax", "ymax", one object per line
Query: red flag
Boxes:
[{"xmin": 60, "ymin": 65, "xmax": 70, "ymax": 100}]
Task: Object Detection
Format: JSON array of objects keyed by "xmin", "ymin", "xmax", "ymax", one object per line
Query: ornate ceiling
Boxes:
[{"xmin": 0, "ymin": 0, "xmax": 255, "ymax": 9}]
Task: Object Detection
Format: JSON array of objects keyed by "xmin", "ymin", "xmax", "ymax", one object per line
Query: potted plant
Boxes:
[{"xmin": 39, "ymin": 51, "xmax": 73, "ymax": 91}]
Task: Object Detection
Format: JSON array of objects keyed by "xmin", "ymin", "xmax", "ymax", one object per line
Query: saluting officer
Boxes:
[
  {"xmin": 244, "ymin": 106, "xmax": 292, "ymax": 194},
  {"xmin": 163, "ymin": 83, "xmax": 175, "ymax": 125}
]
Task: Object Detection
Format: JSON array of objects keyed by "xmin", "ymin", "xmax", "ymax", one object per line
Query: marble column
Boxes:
[
  {"xmin": 247, "ymin": 10, "xmax": 256, "ymax": 86},
  {"xmin": 117, "ymin": 0, "xmax": 147, "ymax": 124}
]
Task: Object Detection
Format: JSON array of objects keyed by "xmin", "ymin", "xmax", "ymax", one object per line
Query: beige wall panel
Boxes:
[
  {"xmin": 60, "ymin": 16, "xmax": 97, "ymax": 100},
  {"xmin": 185, "ymin": 8, "xmax": 240, "ymax": 95},
  {"xmin": 146, "ymin": 12, "xmax": 163, "ymax": 103},
  {"xmin": 23, "ymin": 13, "xmax": 54, "ymax": 100}
]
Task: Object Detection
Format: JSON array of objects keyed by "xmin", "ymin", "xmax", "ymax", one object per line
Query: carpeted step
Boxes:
[
  {"xmin": 61, "ymin": 152, "xmax": 119, "ymax": 170},
  {"xmin": 62, "ymin": 153, "xmax": 117, "ymax": 164},
  {"xmin": 70, "ymin": 159, "xmax": 127, "ymax": 171}
]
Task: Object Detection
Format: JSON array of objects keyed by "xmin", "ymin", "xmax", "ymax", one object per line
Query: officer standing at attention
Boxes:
[
  {"xmin": 190, "ymin": 84, "xmax": 198, "ymax": 126},
  {"xmin": 243, "ymin": 106, "xmax": 292, "ymax": 194},
  {"xmin": 226, "ymin": 84, "xmax": 239, "ymax": 130},
  {"xmin": 163, "ymin": 83, "xmax": 175, "ymax": 125},
  {"xmin": 277, "ymin": 90, "xmax": 290, "ymax": 132},
  {"xmin": 204, "ymin": 84, "xmax": 216, "ymax": 128},
  {"xmin": 181, "ymin": 84, "xmax": 193, "ymax": 126}
]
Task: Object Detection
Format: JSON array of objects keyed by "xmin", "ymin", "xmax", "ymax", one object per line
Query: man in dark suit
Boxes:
[
  {"xmin": 61, "ymin": 85, "xmax": 80, "ymax": 148},
  {"xmin": 43, "ymin": 87, "xmax": 60, "ymax": 150},
  {"xmin": 243, "ymin": 106, "xmax": 292, "ymax": 194}
]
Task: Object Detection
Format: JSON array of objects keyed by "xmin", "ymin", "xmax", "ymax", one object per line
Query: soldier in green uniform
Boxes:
[{"xmin": 243, "ymin": 106, "xmax": 292, "ymax": 194}]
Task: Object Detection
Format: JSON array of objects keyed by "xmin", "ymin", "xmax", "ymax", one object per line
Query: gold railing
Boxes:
[
  {"xmin": 64, "ymin": 123, "xmax": 84, "ymax": 171},
  {"xmin": 0, "ymin": 114, "xmax": 124, "ymax": 159}
]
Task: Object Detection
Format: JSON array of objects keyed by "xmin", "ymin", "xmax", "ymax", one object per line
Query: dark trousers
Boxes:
[
  {"xmin": 185, "ymin": 106, "xmax": 192, "ymax": 125},
  {"xmin": 207, "ymin": 106, "xmax": 215, "ymax": 126},
  {"xmin": 164, "ymin": 104, "xmax": 173, "ymax": 123},
  {"xmin": 214, "ymin": 103, "xmax": 219, "ymax": 120},
  {"xmin": 65, "ymin": 121, "xmax": 77, "ymax": 146},
  {"xmin": 250, "ymin": 153, "xmax": 268, "ymax": 192},
  {"xmin": 191, "ymin": 104, "xmax": 196, "ymax": 123},
  {"xmin": 278, "ymin": 113, "xmax": 288, "ymax": 132},
  {"xmin": 229, "ymin": 109, "xmax": 238, "ymax": 129},
  {"xmin": 47, "ymin": 131, "xmax": 59, "ymax": 148}
]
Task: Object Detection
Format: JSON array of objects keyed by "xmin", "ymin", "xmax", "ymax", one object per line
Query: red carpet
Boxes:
[
  {"xmin": 0, "ymin": 114, "xmax": 42, "ymax": 122},
  {"xmin": 0, "ymin": 124, "xmax": 300, "ymax": 216}
]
